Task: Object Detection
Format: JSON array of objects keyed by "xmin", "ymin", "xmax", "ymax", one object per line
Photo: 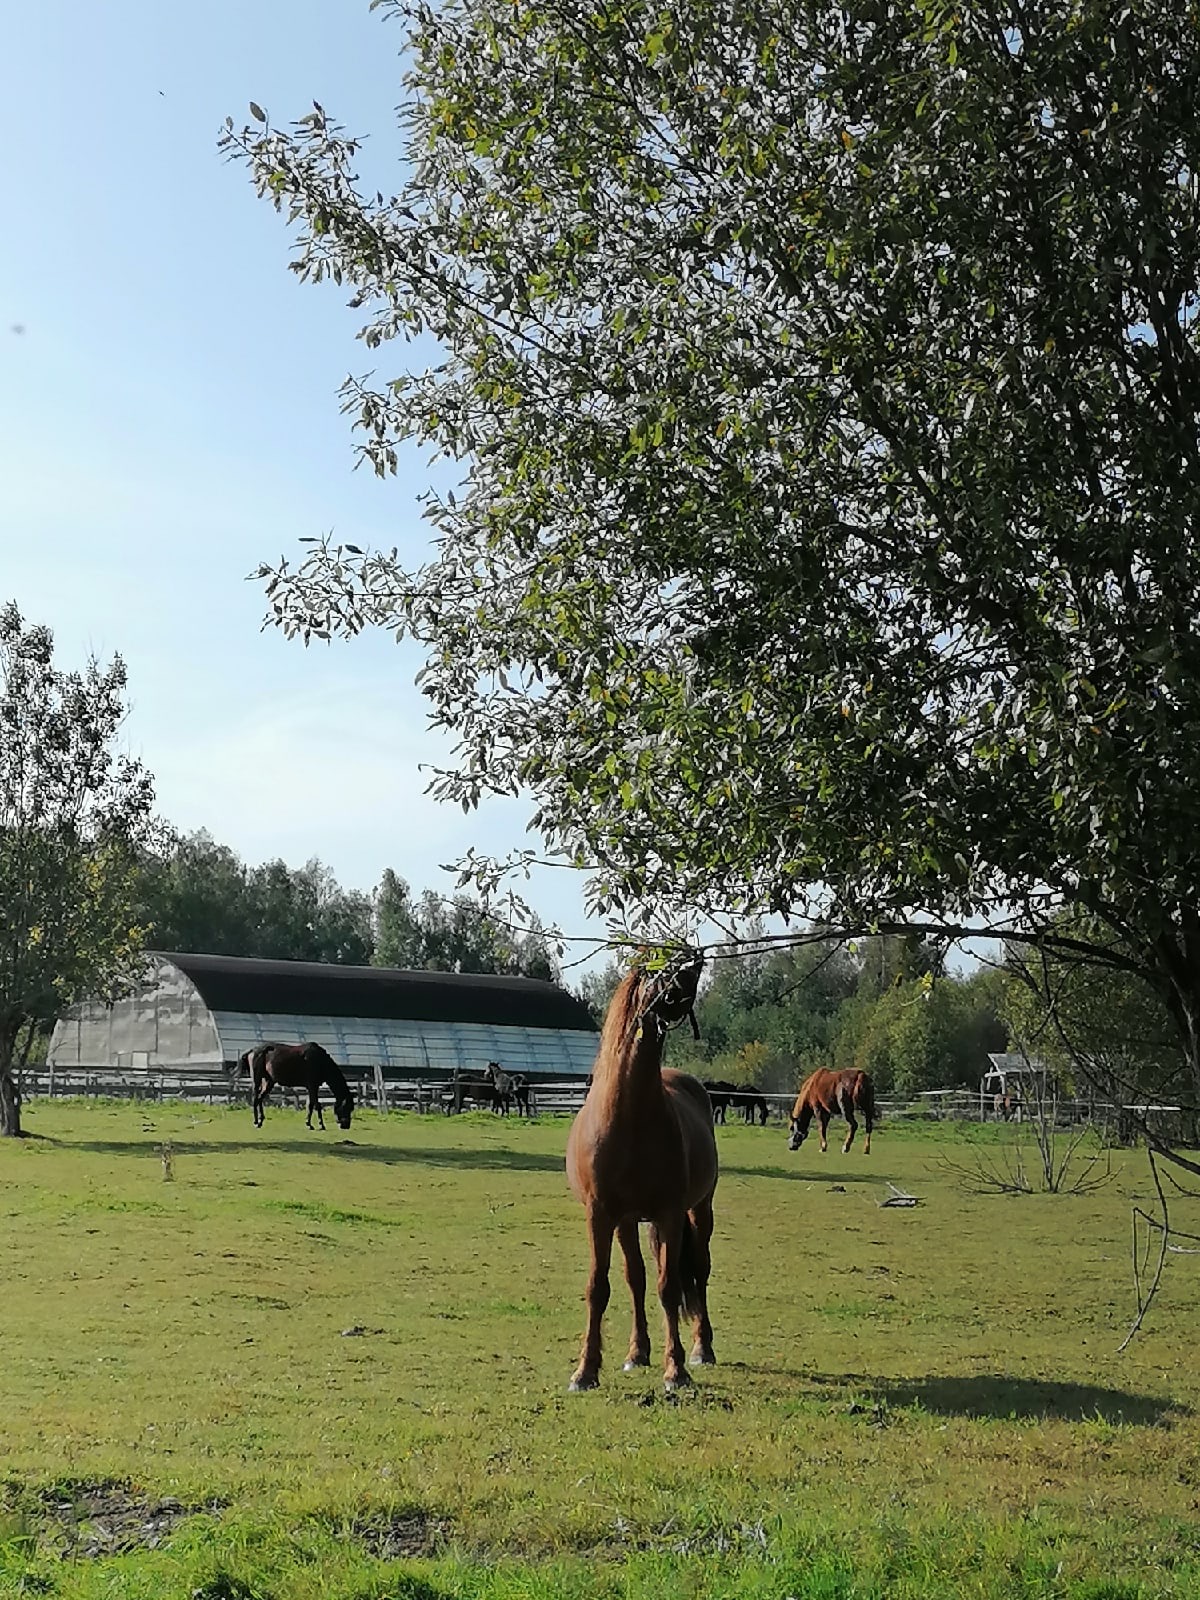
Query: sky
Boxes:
[{"xmin": 0, "ymin": 0, "xmax": 606, "ymax": 962}]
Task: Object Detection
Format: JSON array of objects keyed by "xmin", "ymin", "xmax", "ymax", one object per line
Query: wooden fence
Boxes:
[{"xmin": 18, "ymin": 1067, "xmax": 1177, "ymax": 1139}]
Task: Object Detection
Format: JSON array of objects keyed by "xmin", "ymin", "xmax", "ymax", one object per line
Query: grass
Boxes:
[{"xmin": 1, "ymin": 1098, "xmax": 1199, "ymax": 1597}]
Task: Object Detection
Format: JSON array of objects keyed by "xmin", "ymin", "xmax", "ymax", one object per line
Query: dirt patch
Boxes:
[
  {"xmin": 34, "ymin": 1479, "xmax": 225, "ymax": 1558},
  {"xmin": 351, "ymin": 1507, "xmax": 450, "ymax": 1559}
]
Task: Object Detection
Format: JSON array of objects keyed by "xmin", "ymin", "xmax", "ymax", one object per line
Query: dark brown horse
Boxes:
[
  {"xmin": 565, "ymin": 951, "xmax": 718, "ymax": 1392},
  {"xmin": 787, "ymin": 1068, "xmax": 874, "ymax": 1154},
  {"xmin": 243, "ymin": 1042, "xmax": 354, "ymax": 1131},
  {"xmin": 487, "ymin": 1063, "xmax": 532, "ymax": 1117}
]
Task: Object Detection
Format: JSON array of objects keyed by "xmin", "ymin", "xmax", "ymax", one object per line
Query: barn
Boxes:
[{"xmin": 46, "ymin": 952, "xmax": 600, "ymax": 1097}]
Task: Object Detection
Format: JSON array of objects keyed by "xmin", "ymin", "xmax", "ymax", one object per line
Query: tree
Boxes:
[
  {"xmin": 139, "ymin": 829, "xmax": 256, "ymax": 955},
  {"xmin": 373, "ymin": 868, "xmax": 425, "ymax": 968},
  {"xmin": 0, "ymin": 604, "xmax": 157, "ymax": 1136},
  {"xmin": 227, "ymin": 5, "xmax": 1200, "ymax": 1157},
  {"xmin": 1001, "ymin": 929, "xmax": 1187, "ymax": 1131}
]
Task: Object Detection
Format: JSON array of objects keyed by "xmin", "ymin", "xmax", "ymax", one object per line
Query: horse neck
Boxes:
[
  {"xmin": 314, "ymin": 1050, "xmax": 348, "ymax": 1098},
  {"xmin": 590, "ymin": 1025, "xmax": 667, "ymax": 1113}
]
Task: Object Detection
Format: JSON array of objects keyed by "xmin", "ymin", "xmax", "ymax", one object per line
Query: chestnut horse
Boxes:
[
  {"xmin": 787, "ymin": 1068, "xmax": 874, "ymax": 1154},
  {"xmin": 565, "ymin": 950, "xmax": 718, "ymax": 1392},
  {"xmin": 242, "ymin": 1041, "xmax": 354, "ymax": 1131}
]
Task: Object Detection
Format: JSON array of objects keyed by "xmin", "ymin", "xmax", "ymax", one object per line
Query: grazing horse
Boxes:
[
  {"xmin": 244, "ymin": 1041, "xmax": 354, "ymax": 1131},
  {"xmin": 787, "ymin": 1068, "xmax": 874, "ymax": 1154},
  {"xmin": 565, "ymin": 951, "xmax": 718, "ymax": 1392}
]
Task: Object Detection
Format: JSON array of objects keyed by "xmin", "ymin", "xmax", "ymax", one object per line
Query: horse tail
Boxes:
[
  {"xmin": 856, "ymin": 1071, "xmax": 875, "ymax": 1123},
  {"xmin": 677, "ymin": 1215, "xmax": 703, "ymax": 1321}
]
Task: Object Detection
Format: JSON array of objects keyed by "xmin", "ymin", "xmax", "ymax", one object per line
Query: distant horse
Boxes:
[
  {"xmin": 703, "ymin": 1080, "xmax": 738, "ymax": 1125},
  {"xmin": 243, "ymin": 1042, "xmax": 354, "ymax": 1131},
  {"xmin": 738, "ymin": 1086, "xmax": 770, "ymax": 1125},
  {"xmin": 485, "ymin": 1062, "xmax": 533, "ymax": 1116},
  {"xmin": 487, "ymin": 1061, "xmax": 514, "ymax": 1115},
  {"xmin": 787, "ymin": 1068, "xmax": 874, "ymax": 1154},
  {"xmin": 510, "ymin": 1071, "xmax": 532, "ymax": 1117},
  {"xmin": 704, "ymin": 1081, "xmax": 769, "ymax": 1126},
  {"xmin": 442, "ymin": 1065, "xmax": 499, "ymax": 1114},
  {"xmin": 565, "ymin": 950, "xmax": 718, "ymax": 1392}
]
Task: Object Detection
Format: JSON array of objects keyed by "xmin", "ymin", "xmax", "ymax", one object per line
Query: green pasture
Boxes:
[{"xmin": 2, "ymin": 1100, "xmax": 1199, "ymax": 1599}]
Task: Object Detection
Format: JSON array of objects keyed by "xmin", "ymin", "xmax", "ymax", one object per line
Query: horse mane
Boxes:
[
  {"xmin": 797, "ymin": 1067, "xmax": 828, "ymax": 1100},
  {"xmin": 592, "ymin": 966, "xmax": 648, "ymax": 1081}
]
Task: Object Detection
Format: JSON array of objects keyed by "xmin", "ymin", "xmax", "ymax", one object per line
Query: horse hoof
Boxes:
[
  {"xmin": 664, "ymin": 1369, "xmax": 693, "ymax": 1392},
  {"xmin": 623, "ymin": 1355, "xmax": 650, "ymax": 1372},
  {"xmin": 689, "ymin": 1348, "xmax": 716, "ymax": 1367},
  {"xmin": 569, "ymin": 1374, "xmax": 599, "ymax": 1392}
]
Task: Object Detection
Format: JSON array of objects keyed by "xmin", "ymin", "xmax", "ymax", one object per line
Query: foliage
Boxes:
[
  {"xmin": 141, "ymin": 832, "xmax": 374, "ymax": 965},
  {"xmin": 1001, "ymin": 923, "xmax": 1187, "ymax": 1117},
  {"xmin": 665, "ymin": 936, "xmax": 1004, "ymax": 1094},
  {"xmin": 0, "ymin": 602, "xmax": 157, "ymax": 1134},
  {"xmin": 226, "ymin": 2, "xmax": 1200, "ymax": 1121},
  {"xmin": 140, "ymin": 836, "xmax": 558, "ymax": 978}
]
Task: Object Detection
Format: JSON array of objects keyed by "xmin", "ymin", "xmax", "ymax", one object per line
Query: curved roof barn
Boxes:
[{"xmin": 48, "ymin": 952, "xmax": 599, "ymax": 1079}]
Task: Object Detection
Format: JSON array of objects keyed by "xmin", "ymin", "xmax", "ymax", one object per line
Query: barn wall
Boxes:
[{"xmin": 48, "ymin": 957, "xmax": 224, "ymax": 1068}]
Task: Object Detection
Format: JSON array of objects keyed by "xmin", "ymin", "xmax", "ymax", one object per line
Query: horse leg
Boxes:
[
  {"xmin": 570, "ymin": 1208, "xmax": 614, "ymax": 1392},
  {"xmin": 306, "ymin": 1086, "xmax": 325, "ymax": 1130},
  {"xmin": 818, "ymin": 1107, "xmax": 830, "ymax": 1153},
  {"xmin": 842, "ymin": 1102, "xmax": 857, "ymax": 1154},
  {"xmin": 255, "ymin": 1078, "xmax": 272, "ymax": 1128},
  {"xmin": 617, "ymin": 1219, "xmax": 651, "ymax": 1370},
  {"xmin": 650, "ymin": 1215, "xmax": 692, "ymax": 1390},
  {"xmin": 863, "ymin": 1100, "xmax": 872, "ymax": 1155},
  {"xmin": 687, "ymin": 1196, "xmax": 716, "ymax": 1368}
]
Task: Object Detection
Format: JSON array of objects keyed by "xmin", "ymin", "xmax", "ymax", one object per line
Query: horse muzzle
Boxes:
[{"xmin": 787, "ymin": 1126, "xmax": 805, "ymax": 1151}]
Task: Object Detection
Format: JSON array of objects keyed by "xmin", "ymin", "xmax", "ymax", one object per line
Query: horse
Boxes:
[
  {"xmin": 703, "ymin": 1080, "xmax": 738, "ymax": 1125},
  {"xmin": 509, "ymin": 1071, "xmax": 532, "ymax": 1117},
  {"xmin": 738, "ymin": 1086, "xmax": 770, "ymax": 1125},
  {"xmin": 487, "ymin": 1061, "xmax": 514, "ymax": 1115},
  {"xmin": 787, "ymin": 1068, "xmax": 874, "ymax": 1154},
  {"xmin": 243, "ymin": 1041, "xmax": 354, "ymax": 1131},
  {"xmin": 565, "ymin": 950, "xmax": 718, "ymax": 1392},
  {"xmin": 442, "ymin": 1065, "xmax": 499, "ymax": 1113}
]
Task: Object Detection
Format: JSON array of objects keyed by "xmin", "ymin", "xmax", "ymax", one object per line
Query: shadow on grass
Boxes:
[
  {"xmin": 810, "ymin": 1370, "xmax": 1188, "ymax": 1425},
  {"xmin": 723, "ymin": 1160, "xmax": 892, "ymax": 1184},
  {"xmin": 38, "ymin": 1135, "xmax": 569, "ymax": 1174}
]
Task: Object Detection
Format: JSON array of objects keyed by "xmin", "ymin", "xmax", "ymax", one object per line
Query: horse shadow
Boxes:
[
  {"xmin": 41, "ymin": 1136, "xmax": 568, "ymax": 1175},
  {"xmin": 807, "ymin": 1370, "xmax": 1187, "ymax": 1426},
  {"xmin": 723, "ymin": 1161, "xmax": 892, "ymax": 1185}
]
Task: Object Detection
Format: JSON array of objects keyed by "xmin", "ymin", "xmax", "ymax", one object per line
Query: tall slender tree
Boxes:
[{"xmin": 0, "ymin": 604, "xmax": 157, "ymax": 1135}]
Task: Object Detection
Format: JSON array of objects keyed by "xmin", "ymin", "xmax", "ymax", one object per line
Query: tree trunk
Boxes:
[{"xmin": 0, "ymin": 1070, "xmax": 21, "ymax": 1137}]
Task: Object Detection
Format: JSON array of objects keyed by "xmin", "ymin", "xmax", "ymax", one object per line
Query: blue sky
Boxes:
[{"xmin": 0, "ymin": 0, "xmax": 604, "ymax": 959}]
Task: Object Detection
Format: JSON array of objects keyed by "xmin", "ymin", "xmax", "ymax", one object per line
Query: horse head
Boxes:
[
  {"xmin": 637, "ymin": 948, "xmax": 704, "ymax": 1039},
  {"xmin": 786, "ymin": 1115, "xmax": 808, "ymax": 1152},
  {"xmin": 334, "ymin": 1089, "xmax": 354, "ymax": 1130}
]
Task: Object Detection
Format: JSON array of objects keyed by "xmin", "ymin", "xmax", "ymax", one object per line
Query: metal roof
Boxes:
[
  {"xmin": 157, "ymin": 951, "xmax": 597, "ymax": 1033},
  {"xmin": 214, "ymin": 1012, "xmax": 598, "ymax": 1077}
]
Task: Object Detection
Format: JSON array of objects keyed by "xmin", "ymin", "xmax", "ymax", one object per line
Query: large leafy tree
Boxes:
[
  {"xmin": 227, "ymin": 4, "xmax": 1200, "ymax": 1143},
  {"xmin": 0, "ymin": 604, "xmax": 157, "ymax": 1136}
]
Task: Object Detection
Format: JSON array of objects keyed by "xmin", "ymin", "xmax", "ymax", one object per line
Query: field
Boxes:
[{"xmin": 2, "ymin": 1100, "xmax": 1199, "ymax": 1600}]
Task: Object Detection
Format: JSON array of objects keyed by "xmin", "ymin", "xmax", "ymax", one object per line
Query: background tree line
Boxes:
[
  {"xmin": 137, "ymin": 832, "xmax": 559, "ymax": 980},
  {"xmin": 579, "ymin": 934, "xmax": 1009, "ymax": 1098}
]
